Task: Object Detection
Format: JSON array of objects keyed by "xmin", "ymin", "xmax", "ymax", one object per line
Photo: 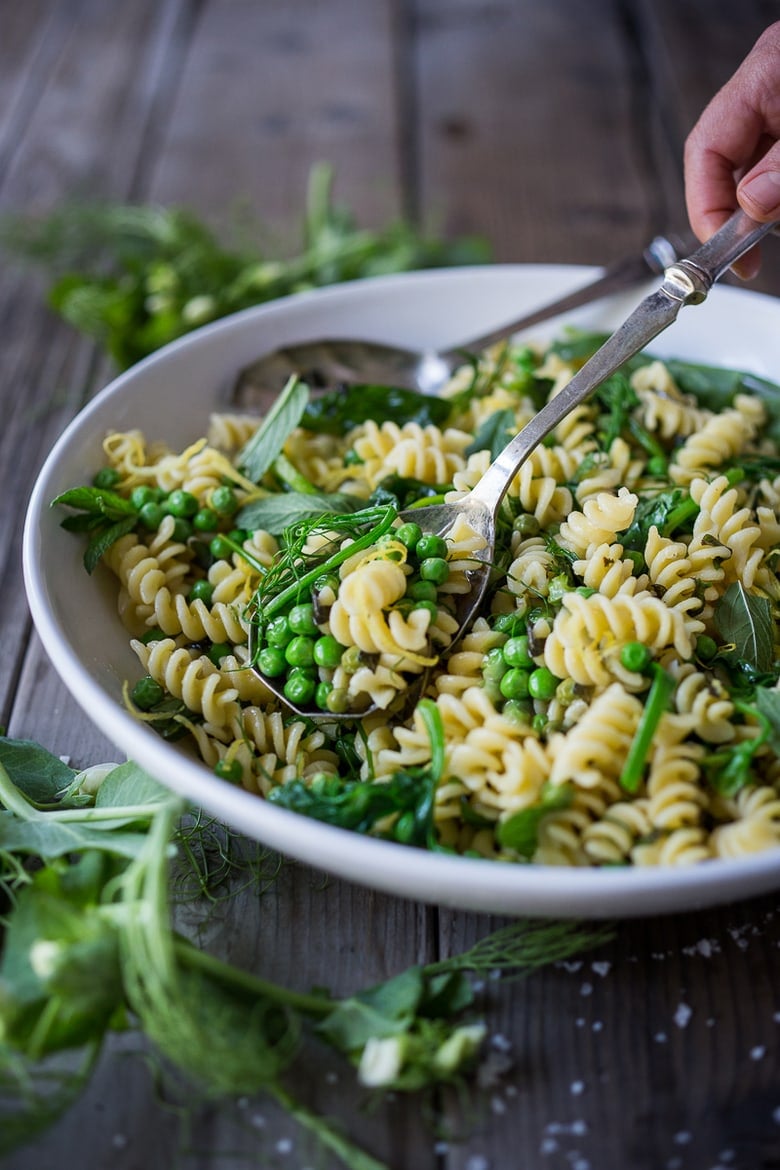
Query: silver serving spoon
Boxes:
[
  {"xmin": 252, "ymin": 209, "xmax": 778, "ymax": 720},
  {"xmin": 233, "ymin": 234, "xmax": 688, "ymax": 404}
]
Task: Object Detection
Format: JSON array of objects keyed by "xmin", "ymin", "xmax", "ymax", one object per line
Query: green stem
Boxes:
[
  {"xmin": 173, "ymin": 937, "xmax": 334, "ymax": 1018},
  {"xmin": 619, "ymin": 664, "xmax": 675, "ymax": 793},
  {"xmin": 272, "ymin": 452, "xmax": 318, "ymax": 494},
  {"xmin": 258, "ymin": 505, "xmax": 397, "ymax": 622},
  {"xmin": 269, "ymin": 1084, "xmax": 392, "ymax": 1170}
]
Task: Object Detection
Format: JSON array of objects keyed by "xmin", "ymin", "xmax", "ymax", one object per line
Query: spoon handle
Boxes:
[
  {"xmin": 439, "ymin": 234, "xmax": 685, "ymax": 363},
  {"xmin": 468, "ymin": 209, "xmax": 779, "ymax": 516}
]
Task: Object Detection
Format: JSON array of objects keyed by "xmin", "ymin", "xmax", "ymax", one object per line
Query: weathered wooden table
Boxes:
[{"xmin": 4, "ymin": 2, "xmax": 780, "ymax": 1168}]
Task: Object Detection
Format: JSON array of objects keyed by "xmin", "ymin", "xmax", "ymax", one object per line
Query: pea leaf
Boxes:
[
  {"xmin": 465, "ymin": 408, "xmax": 516, "ymax": 459},
  {"xmin": 94, "ymin": 761, "xmax": 170, "ymax": 809},
  {"xmin": 0, "ymin": 738, "xmax": 75, "ymax": 804},
  {"xmin": 714, "ymin": 582, "xmax": 775, "ymax": 673},
  {"xmin": 237, "ymin": 375, "xmax": 310, "ymax": 483},
  {"xmin": 235, "ymin": 490, "xmax": 365, "ymax": 535}
]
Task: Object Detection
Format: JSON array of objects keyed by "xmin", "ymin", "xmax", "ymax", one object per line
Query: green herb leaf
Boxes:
[
  {"xmin": 496, "ymin": 782, "xmax": 573, "ymax": 857},
  {"xmin": 301, "ymin": 384, "xmax": 451, "ymax": 435},
  {"xmin": 237, "ymin": 375, "xmax": 310, "ymax": 483},
  {"xmin": 714, "ymin": 582, "xmax": 775, "ymax": 674},
  {"xmin": 83, "ymin": 515, "xmax": 138, "ymax": 573},
  {"xmin": 465, "ymin": 408, "xmax": 517, "ymax": 459},
  {"xmin": 236, "ymin": 490, "xmax": 365, "ymax": 535},
  {"xmin": 0, "ymin": 739, "xmax": 75, "ymax": 805},
  {"xmin": 51, "ymin": 486, "xmax": 136, "ymax": 518}
]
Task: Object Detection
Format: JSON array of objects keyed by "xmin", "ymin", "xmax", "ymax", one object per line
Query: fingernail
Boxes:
[{"xmin": 740, "ymin": 171, "xmax": 780, "ymax": 216}]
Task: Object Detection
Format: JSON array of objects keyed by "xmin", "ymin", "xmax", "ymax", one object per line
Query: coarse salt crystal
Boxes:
[
  {"xmin": 674, "ymin": 1003, "xmax": 692, "ymax": 1028},
  {"xmin": 751, "ymin": 1046, "xmax": 766, "ymax": 1061},
  {"xmin": 591, "ymin": 961, "xmax": 611, "ymax": 977}
]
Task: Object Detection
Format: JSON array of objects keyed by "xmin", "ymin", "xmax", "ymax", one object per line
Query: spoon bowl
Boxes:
[{"xmin": 232, "ymin": 236, "xmax": 685, "ymax": 404}]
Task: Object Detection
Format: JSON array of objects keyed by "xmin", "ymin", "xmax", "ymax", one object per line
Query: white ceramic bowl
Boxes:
[{"xmin": 23, "ymin": 265, "xmax": 780, "ymax": 918}]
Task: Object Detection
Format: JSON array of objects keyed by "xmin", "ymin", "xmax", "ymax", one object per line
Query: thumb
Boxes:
[{"xmin": 737, "ymin": 144, "xmax": 780, "ymax": 221}]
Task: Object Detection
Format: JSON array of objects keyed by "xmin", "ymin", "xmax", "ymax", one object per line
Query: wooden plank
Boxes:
[
  {"xmin": 146, "ymin": 0, "xmax": 405, "ymax": 245},
  {"xmin": 412, "ymin": 0, "xmax": 657, "ymax": 265}
]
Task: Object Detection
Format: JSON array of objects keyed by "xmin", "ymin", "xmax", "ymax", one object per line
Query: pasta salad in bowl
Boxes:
[{"xmin": 23, "ymin": 264, "xmax": 780, "ymax": 916}]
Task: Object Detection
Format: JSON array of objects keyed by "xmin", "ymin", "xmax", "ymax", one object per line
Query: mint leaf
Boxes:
[
  {"xmin": 237, "ymin": 375, "xmax": 309, "ymax": 482},
  {"xmin": 236, "ymin": 490, "xmax": 364, "ymax": 535},
  {"xmin": 714, "ymin": 583, "xmax": 775, "ymax": 673}
]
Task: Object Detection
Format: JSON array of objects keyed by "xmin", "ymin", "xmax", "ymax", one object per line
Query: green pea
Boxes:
[
  {"xmin": 284, "ymin": 635, "xmax": 316, "ymax": 669},
  {"xmin": 208, "ymin": 642, "xmax": 232, "ymax": 666},
  {"xmin": 341, "ymin": 645, "xmax": 363, "ymax": 675},
  {"xmin": 130, "ymin": 484, "xmax": 160, "ymax": 509},
  {"xmin": 483, "ymin": 646, "xmax": 508, "ymax": 682},
  {"xmin": 408, "ymin": 579, "xmax": 438, "ymax": 602},
  {"xmin": 209, "ymin": 534, "xmax": 233, "ymax": 560},
  {"xmin": 228, "ymin": 528, "xmax": 248, "ymax": 544},
  {"xmin": 326, "ymin": 687, "xmax": 350, "ymax": 714},
  {"xmin": 313, "ymin": 635, "xmax": 345, "ymax": 668},
  {"xmin": 503, "ymin": 635, "xmax": 534, "ymax": 669},
  {"xmin": 492, "ymin": 610, "xmax": 527, "ymax": 635},
  {"xmin": 647, "ymin": 454, "xmax": 668, "ymax": 476},
  {"xmin": 343, "ymin": 449, "xmax": 363, "ymax": 466},
  {"xmin": 395, "ymin": 522, "xmax": 422, "ymax": 551},
  {"xmin": 131, "ymin": 676, "xmax": 165, "ymax": 711},
  {"xmin": 288, "ymin": 602, "xmax": 319, "ymax": 636},
  {"xmin": 266, "ymin": 615, "xmax": 294, "ymax": 647},
  {"xmin": 415, "ymin": 534, "xmax": 448, "ymax": 561},
  {"xmin": 420, "ymin": 556, "xmax": 450, "ymax": 585},
  {"xmin": 193, "ymin": 507, "xmax": 219, "ymax": 532},
  {"xmin": 166, "ymin": 489, "xmax": 198, "ymax": 518},
  {"xmin": 315, "ymin": 680, "xmax": 333, "ymax": 709},
  {"xmin": 499, "ymin": 668, "xmax": 531, "ymax": 700},
  {"xmin": 92, "ymin": 466, "xmax": 121, "ymax": 489},
  {"xmin": 393, "ymin": 810, "xmax": 417, "ymax": 843},
  {"xmin": 283, "ymin": 673, "xmax": 316, "ymax": 705},
  {"xmin": 412, "ymin": 600, "xmax": 438, "ymax": 620},
  {"xmin": 189, "ymin": 580, "xmax": 213, "ymax": 606},
  {"xmin": 512, "ymin": 513, "xmax": 540, "ymax": 537},
  {"xmin": 696, "ymin": 634, "xmax": 718, "ymax": 662},
  {"xmin": 257, "ymin": 646, "xmax": 287, "ymax": 677},
  {"xmin": 619, "ymin": 641, "xmax": 652, "ymax": 673},
  {"xmin": 215, "ymin": 758, "xmax": 243, "ymax": 783},
  {"xmin": 171, "ymin": 517, "xmax": 192, "ymax": 542},
  {"xmin": 314, "ymin": 572, "xmax": 340, "ymax": 594},
  {"xmin": 502, "ymin": 699, "xmax": 533, "ymax": 723},
  {"xmin": 532, "ymin": 713, "xmax": 548, "ymax": 734},
  {"xmin": 138, "ymin": 501, "xmax": 165, "ymax": 530},
  {"xmin": 210, "ymin": 484, "xmax": 239, "ymax": 516},
  {"xmin": 528, "ymin": 667, "xmax": 558, "ymax": 700}
]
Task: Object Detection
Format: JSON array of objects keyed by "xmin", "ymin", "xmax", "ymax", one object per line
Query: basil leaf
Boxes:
[
  {"xmin": 714, "ymin": 582, "xmax": 775, "ymax": 673},
  {"xmin": 465, "ymin": 408, "xmax": 516, "ymax": 459},
  {"xmin": 236, "ymin": 491, "xmax": 365, "ymax": 535},
  {"xmin": 237, "ymin": 375, "xmax": 310, "ymax": 482}
]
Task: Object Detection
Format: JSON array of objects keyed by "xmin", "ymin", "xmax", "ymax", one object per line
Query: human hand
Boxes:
[{"xmin": 684, "ymin": 21, "xmax": 780, "ymax": 279}]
